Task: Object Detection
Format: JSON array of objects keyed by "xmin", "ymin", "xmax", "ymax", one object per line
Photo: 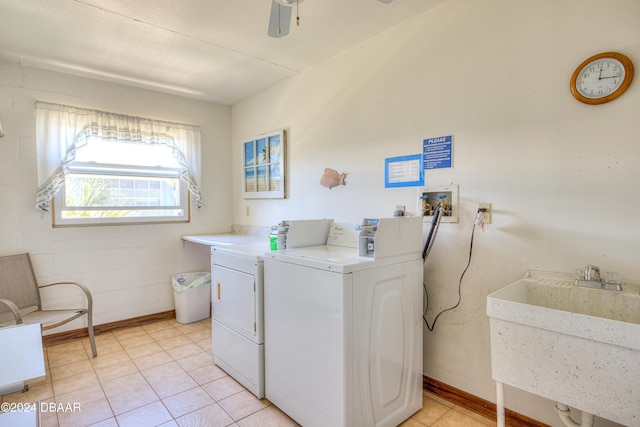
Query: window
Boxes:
[
  {"xmin": 35, "ymin": 102, "xmax": 202, "ymax": 226},
  {"xmin": 55, "ymin": 173, "xmax": 186, "ymax": 227},
  {"xmin": 53, "ymin": 142, "xmax": 190, "ymax": 226}
]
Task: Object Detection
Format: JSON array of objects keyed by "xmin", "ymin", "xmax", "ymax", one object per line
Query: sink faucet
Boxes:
[
  {"xmin": 575, "ymin": 264, "xmax": 622, "ymax": 291},
  {"xmin": 584, "ymin": 264, "xmax": 601, "ymax": 281}
]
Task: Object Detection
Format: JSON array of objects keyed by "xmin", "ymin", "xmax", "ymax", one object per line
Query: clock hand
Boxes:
[{"xmin": 599, "ymin": 75, "xmax": 621, "ymax": 80}]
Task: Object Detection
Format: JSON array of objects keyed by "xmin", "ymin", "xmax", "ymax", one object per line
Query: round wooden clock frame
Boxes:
[{"xmin": 570, "ymin": 51, "xmax": 634, "ymax": 105}]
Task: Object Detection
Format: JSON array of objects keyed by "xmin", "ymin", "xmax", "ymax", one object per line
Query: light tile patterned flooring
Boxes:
[{"xmin": 2, "ymin": 318, "xmax": 496, "ymax": 427}]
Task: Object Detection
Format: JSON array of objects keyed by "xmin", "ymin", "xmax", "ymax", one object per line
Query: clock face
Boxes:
[{"xmin": 576, "ymin": 58, "xmax": 625, "ymax": 99}]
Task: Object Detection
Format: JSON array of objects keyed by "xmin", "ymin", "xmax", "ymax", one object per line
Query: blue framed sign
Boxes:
[
  {"xmin": 385, "ymin": 154, "xmax": 424, "ymax": 188},
  {"xmin": 423, "ymin": 135, "xmax": 453, "ymax": 170}
]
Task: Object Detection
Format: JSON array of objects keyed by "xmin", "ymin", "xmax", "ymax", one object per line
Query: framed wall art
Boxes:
[{"xmin": 242, "ymin": 129, "xmax": 286, "ymax": 199}]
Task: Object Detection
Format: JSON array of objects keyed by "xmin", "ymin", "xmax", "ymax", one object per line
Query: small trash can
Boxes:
[{"xmin": 172, "ymin": 272, "xmax": 211, "ymax": 324}]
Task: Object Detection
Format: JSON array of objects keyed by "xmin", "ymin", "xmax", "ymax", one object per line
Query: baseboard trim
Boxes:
[
  {"xmin": 41, "ymin": 310, "xmax": 176, "ymax": 348},
  {"xmin": 423, "ymin": 376, "xmax": 550, "ymax": 427}
]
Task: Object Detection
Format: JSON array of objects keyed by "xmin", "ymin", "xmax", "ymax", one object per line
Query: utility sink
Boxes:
[{"xmin": 487, "ymin": 270, "xmax": 640, "ymax": 426}]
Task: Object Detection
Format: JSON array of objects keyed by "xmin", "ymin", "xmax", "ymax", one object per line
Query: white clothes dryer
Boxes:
[{"xmin": 211, "ymin": 241, "xmax": 269, "ymax": 398}]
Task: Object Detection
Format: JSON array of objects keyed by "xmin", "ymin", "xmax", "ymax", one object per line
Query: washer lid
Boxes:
[{"xmin": 265, "ymin": 245, "xmax": 419, "ymax": 273}]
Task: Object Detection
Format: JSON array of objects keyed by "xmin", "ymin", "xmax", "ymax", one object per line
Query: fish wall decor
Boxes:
[{"xmin": 320, "ymin": 168, "xmax": 347, "ymax": 189}]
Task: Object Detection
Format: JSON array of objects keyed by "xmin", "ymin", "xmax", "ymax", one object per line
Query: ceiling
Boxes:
[{"xmin": 0, "ymin": 0, "xmax": 445, "ymax": 105}]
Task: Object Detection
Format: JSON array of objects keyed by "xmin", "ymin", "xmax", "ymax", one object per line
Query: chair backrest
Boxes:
[{"xmin": 0, "ymin": 254, "xmax": 41, "ymax": 314}]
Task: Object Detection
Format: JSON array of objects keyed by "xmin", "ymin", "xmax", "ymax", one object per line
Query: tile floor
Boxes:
[{"xmin": 2, "ymin": 318, "xmax": 496, "ymax": 427}]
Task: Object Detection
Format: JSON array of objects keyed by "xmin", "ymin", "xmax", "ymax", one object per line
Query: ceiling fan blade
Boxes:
[
  {"xmin": 268, "ymin": 0, "xmax": 292, "ymax": 38},
  {"xmin": 377, "ymin": 0, "xmax": 394, "ymax": 3}
]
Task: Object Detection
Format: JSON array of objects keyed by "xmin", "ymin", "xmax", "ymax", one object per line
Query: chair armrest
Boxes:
[
  {"xmin": 39, "ymin": 282, "xmax": 93, "ymax": 312},
  {"xmin": 0, "ymin": 298, "xmax": 24, "ymax": 324}
]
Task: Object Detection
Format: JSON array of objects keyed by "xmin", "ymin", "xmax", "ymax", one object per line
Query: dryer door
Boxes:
[{"xmin": 212, "ymin": 264, "xmax": 257, "ymax": 342}]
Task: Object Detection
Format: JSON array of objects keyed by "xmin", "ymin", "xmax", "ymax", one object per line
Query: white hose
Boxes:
[
  {"xmin": 555, "ymin": 404, "xmax": 594, "ymax": 427},
  {"xmin": 582, "ymin": 413, "xmax": 594, "ymax": 427}
]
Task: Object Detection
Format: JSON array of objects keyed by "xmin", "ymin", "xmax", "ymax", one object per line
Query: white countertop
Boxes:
[{"xmin": 181, "ymin": 234, "xmax": 265, "ymax": 246}]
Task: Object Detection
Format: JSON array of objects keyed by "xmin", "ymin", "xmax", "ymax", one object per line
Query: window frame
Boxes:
[{"xmin": 52, "ymin": 161, "xmax": 190, "ymax": 227}]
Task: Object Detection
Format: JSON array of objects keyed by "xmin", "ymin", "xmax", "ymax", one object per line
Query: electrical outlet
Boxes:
[{"xmin": 478, "ymin": 202, "xmax": 492, "ymax": 224}]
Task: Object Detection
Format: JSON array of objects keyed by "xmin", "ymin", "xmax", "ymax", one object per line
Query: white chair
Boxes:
[{"xmin": 0, "ymin": 253, "xmax": 97, "ymax": 357}]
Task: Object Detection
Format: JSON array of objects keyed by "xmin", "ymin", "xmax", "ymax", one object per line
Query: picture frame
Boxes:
[{"xmin": 242, "ymin": 129, "xmax": 286, "ymax": 199}]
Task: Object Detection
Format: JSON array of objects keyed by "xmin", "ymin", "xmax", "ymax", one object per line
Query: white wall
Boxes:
[
  {"xmin": 0, "ymin": 61, "xmax": 232, "ymax": 329},
  {"xmin": 232, "ymin": 0, "xmax": 640, "ymax": 425}
]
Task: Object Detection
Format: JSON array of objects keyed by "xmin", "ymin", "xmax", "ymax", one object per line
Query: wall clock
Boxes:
[{"xmin": 570, "ymin": 52, "xmax": 634, "ymax": 105}]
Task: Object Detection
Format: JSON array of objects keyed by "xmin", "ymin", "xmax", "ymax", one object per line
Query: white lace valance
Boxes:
[{"xmin": 35, "ymin": 102, "xmax": 203, "ymax": 212}]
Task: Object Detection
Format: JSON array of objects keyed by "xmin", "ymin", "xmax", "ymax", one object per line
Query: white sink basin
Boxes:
[{"xmin": 487, "ymin": 270, "xmax": 640, "ymax": 426}]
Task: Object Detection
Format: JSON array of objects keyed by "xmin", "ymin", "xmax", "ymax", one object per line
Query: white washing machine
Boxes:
[
  {"xmin": 264, "ymin": 217, "xmax": 424, "ymax": 427},
  {"xmin": 211, "ymin": 241, "xmax": 268, "ymax": 398}
]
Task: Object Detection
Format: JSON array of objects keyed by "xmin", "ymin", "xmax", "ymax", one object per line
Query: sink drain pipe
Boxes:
[{"xmin": 555, "ymin": 403, "xmax": 594, "ymax": 427}]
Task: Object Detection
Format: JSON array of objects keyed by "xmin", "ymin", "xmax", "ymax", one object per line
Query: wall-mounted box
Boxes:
[{"xmin": 417, "ymin": 184, "xmax": 458, "ymax": 223}]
